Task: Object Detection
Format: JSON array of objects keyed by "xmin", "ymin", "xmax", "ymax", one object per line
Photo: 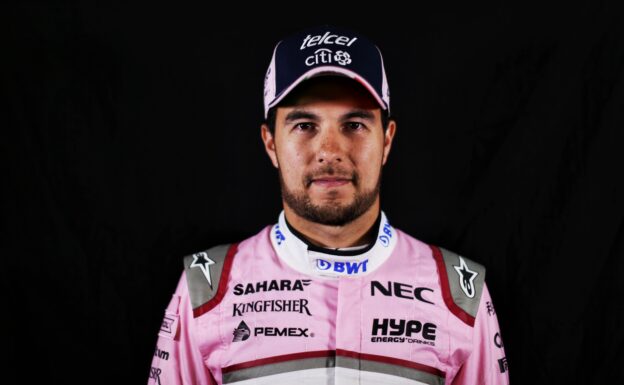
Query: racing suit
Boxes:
[{"xmin": 148, "ymin": 210, "xmax": 510, "ymax": 384}]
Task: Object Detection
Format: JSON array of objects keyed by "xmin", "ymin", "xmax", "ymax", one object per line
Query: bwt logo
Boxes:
[
  {"xmin": 305, "ymin": 49, "xmax": 352, "ymax": 67},
  {"xmin": 316, "ymin": 259, "xmax": 368, "ymax": 275},
  {"xmin": 378, "ymin": 222, "xmax": 393, "ymax": 247}
]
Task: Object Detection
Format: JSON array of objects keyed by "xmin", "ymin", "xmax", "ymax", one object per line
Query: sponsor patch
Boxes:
[
  {"xmin": 232, "ymin": 320, "xmax": 314, "ymax": 341},
  {"xmin": 148, "ymin": 367, "xmax": 162, "ymax": 385},
  {"xmin": 371, "ymin": 318, "xmax": 437, "ymax": 346},
  {"xmin": 255, "ymin": 327, "xmax": 311, "ymax": 338},
  {"xmin": 232, "ymin": 320, "xmax": 251, "ymax": 342},
  {"xmin": 498, "ymin": 357, "xmax": 509, "ymax": 373},
  {"xmin": 300, "ymin": 31, "xmax": 359, "ymax": 50},
  {"xmin": 453, "ymin": 256, "xmax": 479, "ymax": 298},
  {"xmin": 232, "ymin": 298, "xmax": 312, "ymax": 317},
  {"xmin": 371, "ymin": 281, "xmax": 434, "ymax": 305},
  {"xmin": 315, "ymin": 259, "xmax": 368, "ymax": 275},
  {"xmin": 378, "ymin": 221, "xmax": 393, "ymax": 247},
  {"xmin": 494, "ymin": 332, "xmax": 504, "ymax": 348},
  {"xmin": 158, "ymin": 313, "xmax": 179, "ymax": 340},
  {"xmin": 233, "ymin": 279, "xmax": 311, "ymax": 296},
  {"xmin": 154, "ymin": 347, "xmax": 170, "ymax": 361},
  {"xmin": 486, "ymin": 301, "xmax": 496, "ymax": 316},
  {"xmin": 189, "ymin": 252, "xmax": 216, "ymax": 288}
]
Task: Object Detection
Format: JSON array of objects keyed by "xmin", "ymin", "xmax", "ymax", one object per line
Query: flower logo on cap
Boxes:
[{"xmin": 334, "ymin": 51, "xmax": 352, "ymax": 65}]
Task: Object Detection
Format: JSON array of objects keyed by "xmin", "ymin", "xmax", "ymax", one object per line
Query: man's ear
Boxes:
[
  {"xmin": 261, "ymin": 123, "xmax": 279, "ymax": 168},
  {"xmin": 382, "ymin": 118, "xmax": 397, "ymax": 165}
]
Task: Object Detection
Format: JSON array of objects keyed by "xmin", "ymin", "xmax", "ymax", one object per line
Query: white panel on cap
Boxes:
[
  {"xmin": 263, "ymin": 44, "xmax": 279, "ymax": 119},
  {"xmin": 377, "ymin": 46, "xmax": 390, "ymax": 114}
]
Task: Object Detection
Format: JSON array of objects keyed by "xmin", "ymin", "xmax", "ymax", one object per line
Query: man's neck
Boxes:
[{"xmin": 282, "ymin": 200, "xmax": 380, "ymax": 249}]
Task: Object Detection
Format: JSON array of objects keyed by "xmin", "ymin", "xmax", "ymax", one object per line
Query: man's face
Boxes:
[{"xmin": 261, "ymin": 76, "xmax": 396, "ymax": 226}]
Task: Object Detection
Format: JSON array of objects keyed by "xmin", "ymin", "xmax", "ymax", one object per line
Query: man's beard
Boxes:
[{"xmin": 278, "ymin": 165, "xmax": 382, "ymax": 227}]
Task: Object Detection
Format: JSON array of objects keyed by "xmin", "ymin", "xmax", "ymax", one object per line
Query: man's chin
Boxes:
[
  {"xmin": 309, "ymin": 186, "xmax": 355, "ymax": 200},
  {"xmin": 310, "ymin": 203, "xmax": 352, "ymax": 217},
  {"xmin": 309, "ymin": 194, "xmax": 353, "ymax": 206},
  {"xmin": 309, "ymin": 185, "xmax": 354, "ymax": 199},
  {"xmin": 297, "ymin": 198, "xmax": 368, "ymax": 226},
  {"xmin": 300, "ymin": 208, "xmax": 358, "ymax": 227},
  {"xmin": 281, "ymin": 179, "xmax": 380, "ymax": 227}
]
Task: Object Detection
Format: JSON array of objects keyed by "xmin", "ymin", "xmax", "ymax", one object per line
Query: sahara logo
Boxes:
[{"xmin": 233, "ymin": 279, "xmax": 312, "ymax": 296}]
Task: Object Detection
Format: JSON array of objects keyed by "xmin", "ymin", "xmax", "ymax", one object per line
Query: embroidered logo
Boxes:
[
  {"xmin": 274, "ymin": 224, "xmax": 286, "ymax": 246},
  {"xmin": 190, "ymin": 252, "xmax": 216, "ymax": 288},
  {"xmin": 233, "ymin": 320, "xmax": 251, "ymax": 342},
  {"xmin": 453, "ymin": 256, "xmax": 478, "ymax": 298}
]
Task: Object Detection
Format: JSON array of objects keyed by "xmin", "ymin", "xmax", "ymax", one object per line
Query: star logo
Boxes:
[
  {"xmin": 190, "ymin": 252, "xmax": 216, "ymax": 288},
  {"xmin": 453, "ymin": 256, "xmax": 478, "ymax": 298}
]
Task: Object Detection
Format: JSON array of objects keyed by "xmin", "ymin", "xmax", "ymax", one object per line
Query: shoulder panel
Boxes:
[
  {"xmin": 183, "ymin": 243, "xmax": 238, "ymax": 318},
  {"xmin": 430, "ymin": 245, "xmax": 486, "ymax": 326}
]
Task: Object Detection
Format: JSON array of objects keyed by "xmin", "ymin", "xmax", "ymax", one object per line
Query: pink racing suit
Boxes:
[{"xmin": 148, "ymin": 210, "xmax": 510, "ymax": 384}]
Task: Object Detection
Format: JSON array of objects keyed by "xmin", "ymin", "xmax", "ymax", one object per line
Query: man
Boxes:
[{"xmin": 148, "ymin": 24, "xmax": 510, "ymax": 385}]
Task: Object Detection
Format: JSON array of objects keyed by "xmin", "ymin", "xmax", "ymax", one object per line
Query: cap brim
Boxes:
[{"xmin": 267, "ymin": 66, "xmax": 387, "ymax": 113}]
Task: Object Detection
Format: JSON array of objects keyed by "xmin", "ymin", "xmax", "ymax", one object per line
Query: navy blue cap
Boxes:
[{"xmin": 263, "ymin": 25, "xmax": 390, "ymax": 119}]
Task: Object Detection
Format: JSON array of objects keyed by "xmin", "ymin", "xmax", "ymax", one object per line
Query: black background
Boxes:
[{"xmin": 4, "ymin": 2, "xmax": 624, "ymax": 384}]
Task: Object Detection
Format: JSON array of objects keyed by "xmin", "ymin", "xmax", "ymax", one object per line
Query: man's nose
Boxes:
[{"xmin": 316, "ymin": 127, "xmax": 345, "ymax": 164}]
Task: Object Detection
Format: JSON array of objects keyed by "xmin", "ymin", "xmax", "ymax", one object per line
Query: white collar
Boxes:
[{"xmin": 269, "ymin": 209, "xmax": 398, "ymax": 279}]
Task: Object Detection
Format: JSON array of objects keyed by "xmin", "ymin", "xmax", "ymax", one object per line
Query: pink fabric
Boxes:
[{"xmin": 148, "ymin": 215, "xmax": 510, "ymax": 385}]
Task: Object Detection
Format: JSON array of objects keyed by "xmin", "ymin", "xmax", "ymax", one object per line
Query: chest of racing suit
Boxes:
[{"xmin": 148, "ymin": 210, "xmax": 510, "ymax": 385}]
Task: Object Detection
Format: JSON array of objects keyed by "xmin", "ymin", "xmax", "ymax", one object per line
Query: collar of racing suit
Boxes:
[{"xmin": 269, "ymin": 209, "xmax": 398, "ymax": 279}]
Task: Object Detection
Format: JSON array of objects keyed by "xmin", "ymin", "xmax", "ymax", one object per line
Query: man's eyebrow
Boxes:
[
  {"xmin": 284, "ymin": 110, "xmax": 320, "ymax": 123},
  {"xmin": 340, "ymin": 109, "xmax": 376, "ymax": 122},
  {"xmin": 284, "ymin": 109, "xmax": 376, "ymax": 123}
]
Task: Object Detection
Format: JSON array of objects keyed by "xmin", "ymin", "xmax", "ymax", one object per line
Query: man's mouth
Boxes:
[{"xmin": 311, "ymin": 177, "xmax": 352, "ymax": 187}]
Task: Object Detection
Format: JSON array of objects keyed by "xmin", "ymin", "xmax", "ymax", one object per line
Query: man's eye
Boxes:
[
  {"xmin": 295, "ymin": 122, "xmax": 314, "ymax": 131},
  {"xmin": 345, "ymin": 122, "xmax": 364, "ymax": 130}
]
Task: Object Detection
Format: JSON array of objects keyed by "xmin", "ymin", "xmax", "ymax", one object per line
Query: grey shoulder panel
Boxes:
[
  {"xmin": 438, "ymin": 246, "xmax": 486, "ymax": 319},
  {"xmin": 183, "ymin": 243, "xmax": 232, "ymax": 311}
]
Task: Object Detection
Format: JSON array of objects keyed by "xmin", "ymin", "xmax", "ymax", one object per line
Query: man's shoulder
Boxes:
[
  {"xmin": 180, "ymin": 243, "xmax": 236, "ymax": 317},
  {"xmin": 181, "ymin": 223, "xmax": 274, "ymax": 267},
  {"xmin": 179, "ymin": 224, "xmax": 274, "ymax": 318},
  {"xmin": 429, "ymin": 244, "xmax": 487, "ymax": 327},
  {"xmin": 392, "ymin": 227, "xmax": 487, "ymax": 326},
  {"xmin": 391, "ymin": 226, "xmax": 434, "ymax": 252},
  {"xmin": 393, "ymin": 226, "xmax": 485, "ymax": 270}
]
